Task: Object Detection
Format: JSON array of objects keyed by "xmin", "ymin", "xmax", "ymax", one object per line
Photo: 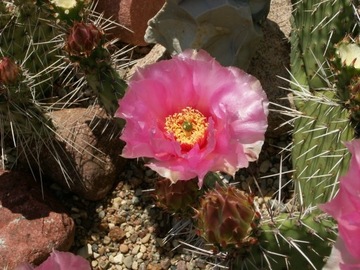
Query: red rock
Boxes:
[
  {"xmin": 0, "ymin": 170, "xmax": 75, "ymax": 269},
  {"xmin": 95, "ymin": 0, "xmax": 165, "ymax": 46}
]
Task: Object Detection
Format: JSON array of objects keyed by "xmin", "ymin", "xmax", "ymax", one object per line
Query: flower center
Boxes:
[{"xmin": 165, "ymin": 107, "xmax": 208, "ymax": 149}]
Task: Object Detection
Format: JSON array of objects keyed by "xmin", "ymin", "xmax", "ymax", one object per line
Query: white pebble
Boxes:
[{"xmin": 113, "ymin": 253, "xmax": 124, "ymax": 264}]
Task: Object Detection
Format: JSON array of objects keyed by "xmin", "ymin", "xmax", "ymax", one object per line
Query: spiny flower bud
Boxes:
[
  {"xmin": 66, "ymin": 22, "xmax": 103, "ymax": 57},
  {"xmin": 152, "ymin": 178, "xmax": 201, "ymax": 215},
  {"xmin": 195, "ymin": 183, "xmax": 260, "ymax": 249},
  {"xmin": 0, "ymin": 57, "xmax": 20, "ymax": 85}
]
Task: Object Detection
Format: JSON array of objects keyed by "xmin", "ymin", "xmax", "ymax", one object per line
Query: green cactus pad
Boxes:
[
  {"xmin": 233, "ymin": 212, "xmax": 337, "ymax": 269},
  {"xmin": 290, "ymin": 0, "xmax": 357, "ymax": 207}
]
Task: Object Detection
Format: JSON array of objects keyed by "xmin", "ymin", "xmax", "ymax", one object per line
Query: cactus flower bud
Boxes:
[
  {"xmin": 66, "ymin": 22, "xmax": 103, "ymax": 57},
  {"xmin": 332, "ymin": 36, "xmax": 360, "ymax": 121},
  {"xmin": 153, "ymin": 178, "xmax": 201, "ymax": 215},
  {"xmin": 0, "ymin": 57, "xmax": 20, "ymax": 85},
  {"xmin": 195, "ymin": 183, "xmax": 260, "ymax": 249}
]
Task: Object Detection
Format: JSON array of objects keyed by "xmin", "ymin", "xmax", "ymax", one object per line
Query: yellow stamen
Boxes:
[{"xmin": 164, "ymin": 107, "xmax": 208, "ymax": 149}]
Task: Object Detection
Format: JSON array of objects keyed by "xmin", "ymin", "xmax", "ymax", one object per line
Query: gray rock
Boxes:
[{"xmin": 31, "ymin": 106, "xmax": 127, "ymax": 201}]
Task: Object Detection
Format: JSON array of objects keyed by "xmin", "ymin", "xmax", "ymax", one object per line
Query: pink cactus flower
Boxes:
[
  {"xmin": 115, "ymin": 49, "xmax": 268, "ymax": 186},
  {"xmin": 15, "ymin": 250, "xmax": 91, "ymax": 270},
  {"xmin": 320, "ymin": 139, "xmax": 360, "ymax": 264}
]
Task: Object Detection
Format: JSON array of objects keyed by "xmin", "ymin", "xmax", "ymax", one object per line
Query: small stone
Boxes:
[
  {"xmin": 77, "ymin": 243, "xmax": 92, "ymax": 259},
  {"xmin": 132, "ymin": 196, "xmax": 140, "ymax": 205},
  {"xmin": 176, "ymin": 261, "xmax": 187, "ymax": 270},
  {"xmin": 98, "ymin": 246, "xmax": 106, "ymax": 255},
  {"xmin": 109, "ymin": 226, "xmax": 126, "ymax": 242},
  {"xmin": 98, "ymin": 210, "xmax": 106, "ymax": 219},
  {"xmin": 113, "ymin": 253, "xmax": 124, "ymax": 264},
  {"xmin": 259, "ymin": 160, "xmax": 271, "ymax": 173},
  {"xmin": 131, "ymin": 244, "xmax": 140, "ymax": 255},
  {"xmin": 160, "ymin": 258, "xmax": 171, "ymax": 269},
  {"xmin": 131, "ymin": 261, "xmax": 139, "ymax": 270},
  {"xmin": 120, "ymin": 244, "xmax": 129, "ymax": 254},
  {"xmin": 136, "ymin": 252, "xmax": 143, "ymax": 259},
  {"xmin": 147, "ymin": 263, "xmax": 162, "ymax": 270},
  {"xmin": 91, "ymin": 260, "xmax": 98, "ymax": 268},
  {"xmin": 91, "ymin": 234, "xmax": 100, "ymax": 241},
  {"xmin": 93, "ymin": 252, "xmax": 100, "ymax": 259},
  {"xmin": 123, "ymin": 255, "xmax": 134, "ymax": 269},
  {"xmin": 139, "ymin": 244, "xmax": 147, "ymax": 253},
  {"xmin": 132, "ymin": 260, "xmax": 139, "ymax": 270},
  {"xmin": 129, "ymin": 233, "xmax": 138, "ymax": 243},
  {"xmin": 140, "ymin": 233, "xmax": 151, "ymax": 244},
  {"xmin": 92, "ymin": 243, "xmax": 99, "ymax": 252},
  {"xmin": 113, "ymin": 197, "xmax": 123, "ymax": 208},
  {"xmin": 103, "ymin": 235, "xmax": 111, "ymax": 245},
  {"xmin": 99, "ymin": 259, "xmax": 110, "ymax": 269}
]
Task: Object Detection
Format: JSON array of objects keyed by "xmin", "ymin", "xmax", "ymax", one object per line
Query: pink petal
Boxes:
[
  {"xmin": 36, "ymin": 250, "xmax": 91, "ymax": 270},
  {"xmin": 320, "ymin": 139, "xmax": 360, "ymax": 261},
  {"xmin": 338, "ymin": 212, "xmax": 360, "ymax": 259},
  {"xmin": 323, "ymin": 236, "xmax": 360, "ymax": 270}
]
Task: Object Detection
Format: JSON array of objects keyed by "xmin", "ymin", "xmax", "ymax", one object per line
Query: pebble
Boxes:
[
  {"xmin": 123, "ymin": 255, "xmax": 134, "ymax": 269},
  {"xmin": 99, "ymin": 259, "xmax": 110, "ymax": 269},
  {"xmin": 140, "ymin": 244, "xmax": 147, "ymax": 253},
  {"xmin": 136, "ymin": 252, "xmax": 143, "ymax": 259},
  {"xmin": 259, "ymin": 160, "xmax": 272, "ymax": 173},
  {"xmin": 141, "ymin": 233, "xmax": 151, "ymax": 244},
  {"xmin": 91, "ymin": 260, "xmax": 98, "ymax": 267},
  {"xmin": 98, "ymin": 246, "xmax": 106, "ymax": 255},
  {"xmin": 161, "ymin": 258, "xmax": 171, "ymax": 269},
  {"xmin": 93, "ymin": 252, "xmax": 100, "ymax": 259},
  {"xmin": 77, "ymin": 243, "xmax": 92, "ymax": 259},
  {"xmin": 176, "ymin": 261, "xmax": 187, "ymax": 270},
  {"xmin": 120, "ymin": 244, "xmax": 129, "ymax": 253},
  {"xmin": 109, "ymin": 226, "xmax": 126, "ymax": 241},
  {"xmin": 131, "ymin": 245, "xmax": 140, "ymax": 255},
  {"xmin": 132, "ymin": 261, "xmax": 139, "ymax": 270},
  {"xmin": 129, "ymin": 232, "xmax": 138, "ymax": 243},
  {"xmin": 98, "ymin": 210, "xmax": 106, "ymax": 219},
  {"xmin": 103, "ymin": 235, "xmax": 111, "ymax": 245},
  {"xmin": 113, "ymin": 253, "xmax": 124, "ymax": 264}
]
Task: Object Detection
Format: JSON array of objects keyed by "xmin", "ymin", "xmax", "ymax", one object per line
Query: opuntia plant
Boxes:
[{"xmin": 288, "ymin": 0, "xmax": 358, "ymax": 207}]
